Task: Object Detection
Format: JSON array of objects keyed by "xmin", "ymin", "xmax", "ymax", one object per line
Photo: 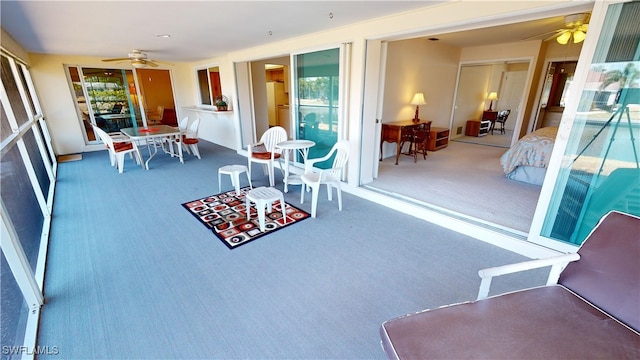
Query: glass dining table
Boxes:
[{"xmin": 120, "ymin": 125, "xmax": 184, "ymax": 170}]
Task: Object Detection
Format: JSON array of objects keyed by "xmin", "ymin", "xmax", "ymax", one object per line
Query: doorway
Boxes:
[{"xmin": 535, "ymin": 60, "xmax": 578, "ymax": 129}]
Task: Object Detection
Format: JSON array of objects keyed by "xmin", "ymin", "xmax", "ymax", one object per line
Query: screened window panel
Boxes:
[
  {"xmin": 16, "ymin": 64, "xmax": 37, "ymax": 116},
  {"xmin": 0, "ymin": 251, "xmax": 29, "ymax": 354},
  {"xmin": 22, "ymin": 129, "xmax": 50, "ymax": 197},
  {"xmin": 1, "ymin": 55, "xmax": 29, "ymax": 128},
  {"xmin": 36, "ymin": 119, "xmax": 55, "ymax": 166},
  {"xmin": 1, "ymin": 103, "xmax": 13, "ymax": 143},
  {"xmin": 1, "ymin": 144, "xmax": 44, "ymax": 272}
]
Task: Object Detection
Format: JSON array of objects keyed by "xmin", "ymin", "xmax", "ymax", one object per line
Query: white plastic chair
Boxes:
[
  {"xmin": 247, "ymin": 126, "xmax": 287, "ymax": 187},
  {"xmin": 180, "ymin": 117, "xmax": 201, "ymax": 159},
  {"xmin": 168, "ymin": 116, "xmax": 190, "ymax": 154},
  {"xmin": 92, "ymin": 125, "xmax": 143, "ymax": 173},
  {"xmin": 300, "ymin": 140, "xmax": 350, "ymax": 218}
]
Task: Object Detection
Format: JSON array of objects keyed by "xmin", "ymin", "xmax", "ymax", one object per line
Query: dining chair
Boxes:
[
  {"xmin": 147, "ymin": 105, "xmax": 164, "ymax": 125},
  {"xmin": 410, "ymin": 123, "xmax": 429, "ymax": 162},
  {"xmin": 493, "ymin": 109, "xmax": 511, "ymax": 135},
  {"xmin": 300, "ymin": 139, "xmax": 350, "ymax": 218},
  {"xmin": 247, "ymin": 126, "xmax": 287, "ymax": 187},
  {"xmin": 92, "ymin": 125, "xmax": 143, "ymax": 173},
  {"xmin": 181, "ymin": 117, "xmax": 201, "ymax": 159},
  {"xmin": 173, "ymin": 116, "xmax": 191, "ymax": 154}
]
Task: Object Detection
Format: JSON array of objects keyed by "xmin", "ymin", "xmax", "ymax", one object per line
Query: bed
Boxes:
[{"xmin": 500, "ymin": 126, "xmax": 558, "ymax": 185}]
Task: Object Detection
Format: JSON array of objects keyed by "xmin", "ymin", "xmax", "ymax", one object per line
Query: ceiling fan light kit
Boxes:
[{"xmin": 555, "ymin": 13, "xmax": 589, "ymax": 45}]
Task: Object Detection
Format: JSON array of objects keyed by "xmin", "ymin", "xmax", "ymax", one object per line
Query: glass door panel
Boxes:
[
  {"xmin": 68, "ymin": 67, "xmax": 141, "ymax": 143},
  {"xmin": 294, "ymin": 48, "xmax": 340, "ymax": 168},
  {"xmin": 541, "ymin": 1, "xmax": 640, "ymax": 246}
]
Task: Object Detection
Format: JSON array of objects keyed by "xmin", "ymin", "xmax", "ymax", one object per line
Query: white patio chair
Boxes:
[
  {"xmin": 247, "ymin": 126, "xmax": 287, "ymax": 187},
  {"xmin": 300, "ymin": 140, "xmax": 350, "ymax": 218},
  {"xmin": 174, "ymin": 117, "xmax": 201, "ymax": 159},
  {"xmin": 92, "ymin": 125, "xmax": 143, "ymax": 173}
]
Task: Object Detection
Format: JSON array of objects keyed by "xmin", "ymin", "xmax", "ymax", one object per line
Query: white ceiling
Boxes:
[
  {"xmin": 1, "ymin": 1, "xmax": 592, "ymax": 63},
  {"xmin": 1, "ymin": 1, "xmax": 443, "ymax": 62}
]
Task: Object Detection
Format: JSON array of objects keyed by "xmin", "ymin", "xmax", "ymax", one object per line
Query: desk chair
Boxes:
[{"xmin": 493, "ymin": 109, "xmax": 511, "ymax": 135}]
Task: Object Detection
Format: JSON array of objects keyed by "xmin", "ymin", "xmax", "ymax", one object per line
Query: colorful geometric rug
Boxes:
[{"xmin": 182, "ymin": 187, "xmax": 311, "ymax": 249}]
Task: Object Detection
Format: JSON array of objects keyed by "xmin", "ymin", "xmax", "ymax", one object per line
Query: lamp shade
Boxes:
[
  {"xmin": 487, "ymin": 92, "xmax": 498, "ymax": 100},
  {"xmin": 410, "ymin": 92, "xmax": 426, "ymax": 105}
]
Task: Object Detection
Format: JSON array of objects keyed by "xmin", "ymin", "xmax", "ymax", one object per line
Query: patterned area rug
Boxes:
[{"xmin": 182, "ymin": 187, "xmax": 310, "ymax": 249}]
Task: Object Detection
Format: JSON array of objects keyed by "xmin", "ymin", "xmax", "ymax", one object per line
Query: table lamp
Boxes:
[
  {"xmin": 411, "ymin": 92, "xmax": 426, "ymax": 122},
  {"xmin": 487, "ymin": 92, "xmax": 498, "ymax": 111}
]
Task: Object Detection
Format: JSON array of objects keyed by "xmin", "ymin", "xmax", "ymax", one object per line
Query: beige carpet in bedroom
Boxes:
[{"xmin": 370, "ymin": 140, "xmax": 542, "ymax": 233}]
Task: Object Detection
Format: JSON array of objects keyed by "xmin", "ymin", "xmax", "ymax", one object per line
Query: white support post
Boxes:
[{"xmin": 0, "ymin": 201, "xmax": 44, "ymax": 311}]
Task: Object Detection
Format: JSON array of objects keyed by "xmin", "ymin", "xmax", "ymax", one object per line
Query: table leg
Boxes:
[
  {"xmin": 144, "ymin": 137, "xmax": 159, "ymax": 170},
  {"xmin": 283, "ymin": 149, "xmax": 291, "ymax": 193},
  {"xmin": 395, "ymin": 142, "xmax": 401, "ymax": 165}
]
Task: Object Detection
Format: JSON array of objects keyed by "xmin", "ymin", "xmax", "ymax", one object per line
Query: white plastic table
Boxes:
[
  {"xmin": 276, "ymin": 140, "xmax": 316, "ymax": 193},
  {"xmin": 245, "ymin": 186, "xmax": 287, "ymax": 232}
]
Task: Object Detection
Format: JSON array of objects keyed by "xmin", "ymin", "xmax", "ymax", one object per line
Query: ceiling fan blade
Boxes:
[
  {"xmin": 149, "ymin": 59, "xmax": 174, "ymax": 66},
  {"xmin": 543, "ymin": 29, "xmax": 568, "ymax": 42},
  {"xmin": 102, "ymin": 58, "xmax": 130, "ymax": 62},
  {"xmin": 521, "ymin": 29, "xmax": 564, "ymax": 41}
]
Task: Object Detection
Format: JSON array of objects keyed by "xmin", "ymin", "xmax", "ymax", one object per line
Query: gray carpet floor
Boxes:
[
  {"xmin": 373, "ymin": 140, "xmax": 541, "ymax": 232},
  {"xmin": 38, "ymin": 141, "xmax": 547, "ymax": 359}
]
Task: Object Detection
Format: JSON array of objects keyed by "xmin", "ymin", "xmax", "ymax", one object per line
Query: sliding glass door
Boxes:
[
  {"xmin": 66, "ymin": 66, "xmax": 176, "ymax": 144},
  {"xmin": 67, "ymin": 67, "xmax": 141, "ymax": 142},
  {"xmin": 534, "ymin": 0, "xmax": 640, "ymax": 247},
  {"xmin": 293, "ymin": 48, "xmax": 341, "ymax": 168}
]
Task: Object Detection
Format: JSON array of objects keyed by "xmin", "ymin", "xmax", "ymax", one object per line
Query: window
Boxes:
[{"xmin": 196, "ymin": 66, "xmax": 223, "ymax": 106}]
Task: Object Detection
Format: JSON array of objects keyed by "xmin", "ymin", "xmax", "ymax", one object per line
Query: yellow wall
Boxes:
[{"xmin": 27, "ymin": 53, "xmax": 193, "ymax": 154}]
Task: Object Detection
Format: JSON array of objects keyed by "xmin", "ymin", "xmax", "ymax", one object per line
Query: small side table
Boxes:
[
  {"xmin": 218, "ymin": 165, "xmax": 252, "ymax": 194},
  {"xmin": 245, "ymin": 187, "xmax": 287, "ymax": 232},
  {"xmin": 276, "ymin": 140, "xmax": 316, "ymax": 193}
]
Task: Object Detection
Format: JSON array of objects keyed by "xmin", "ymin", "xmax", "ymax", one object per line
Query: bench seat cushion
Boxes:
[{"xmin": 380, "ymin": 285, "xmax": 640, "ymax": 359}]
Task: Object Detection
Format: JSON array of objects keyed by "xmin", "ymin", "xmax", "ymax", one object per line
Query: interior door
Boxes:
[
  {"xmin": 498, "ymin": 70, "xmax": 527, "ymax": 136},
  {"xmin": 135, "ymin": 68, "xmax": 177, "ymax": 126}
]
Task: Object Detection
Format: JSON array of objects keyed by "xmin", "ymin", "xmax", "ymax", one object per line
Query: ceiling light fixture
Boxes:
[
  {"xmin": 155, "ymin": 34, "xmax": 171, "ymax": 38},
  {"xmin": 131, "ymin": 60, "xmax": 148, "ymax": 68}
]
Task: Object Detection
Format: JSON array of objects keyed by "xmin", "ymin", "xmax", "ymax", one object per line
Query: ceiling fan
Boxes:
[
  {"xmin": 523, "ymin": 13, "xmax": 590, "ymax": 45},
  {"xmin": 102, "ymin": 50, "xmax": 170, "ymax": 68}
]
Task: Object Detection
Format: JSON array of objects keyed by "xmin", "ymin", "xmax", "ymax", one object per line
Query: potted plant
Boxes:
[{"xmin": 215, "ymin": 96, "xmax": 228, "ymax": 111}]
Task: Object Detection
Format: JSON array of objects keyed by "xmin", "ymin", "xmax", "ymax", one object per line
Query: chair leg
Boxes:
[
  {"xmin": 190, "ymin": 144, "xmax": 201, "ymax": 159},
  {"xmin": 116, "ymin": 154, "xmax": 125, "ymax": 173},
  {"xmin": 267, "ymin": 163, "xmax": 275, "ymax": 187},
  {"xmin": 336, "ymin": 184, "xmax": 343, "ymax": 211},
  {"xmin": 326, "ymin": 183, "xmax": 333, "ymax": 201},
  {"xmin": 310, "ymin": 185, "xmax": 319, "ymax": 218}
]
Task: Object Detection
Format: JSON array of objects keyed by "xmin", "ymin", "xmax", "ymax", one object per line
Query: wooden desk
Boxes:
[{"xmin": 380, "ymin": 120, "xmax": 432, "ymax": 165}]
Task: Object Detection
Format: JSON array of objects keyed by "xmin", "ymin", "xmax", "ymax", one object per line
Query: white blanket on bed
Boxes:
[{"xmin": 500, "ymin": 127, "xmax": 558, "ymax": 174}]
